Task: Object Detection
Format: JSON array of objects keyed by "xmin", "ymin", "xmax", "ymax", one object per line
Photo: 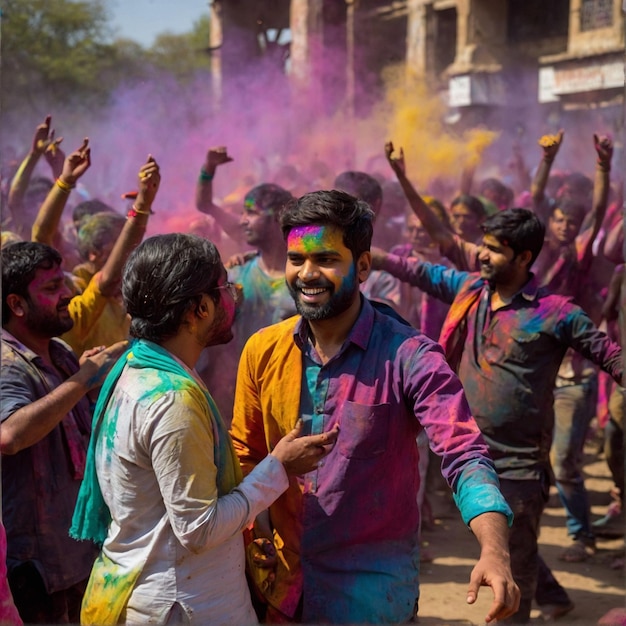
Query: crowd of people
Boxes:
[{"xmin": 0, "ymin": 113, "xmax": 624, "ymax": 625}]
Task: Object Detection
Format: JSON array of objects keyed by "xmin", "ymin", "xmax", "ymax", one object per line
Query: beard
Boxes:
[
  {"xmin": 287, "ymin": 273, "xmax": 359, "ymax": 321},
  {"xmin": 204, "ymin": 301, "xmax": 234, "ymax": 347},
  {"xmin": 480, "ymin": 261, "xmax": 517, "ymax": 288},
  {"xmin": 25, "ymin": 301, "xmax": 74, "ymax": 337}
]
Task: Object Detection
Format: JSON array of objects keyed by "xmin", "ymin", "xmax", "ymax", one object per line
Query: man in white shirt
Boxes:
[{"xmin": 71, "ymin": 233, "xmax": 338, "ymax": 625}]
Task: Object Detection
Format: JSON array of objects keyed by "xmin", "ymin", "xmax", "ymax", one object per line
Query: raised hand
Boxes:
[
  {"xmin": 60, "ymin": 138, "xmax": 91, "ymax": 186},
  {"xmin": 594, "ymin": 133, "xmax": 613, "ymax": 170},
  {"xmin": 44, "ymin": 136, "xmax": 66, "ymax": 179},
  {"xmin": 32, "ymin": 115, "xmax": 55, "ymax": 155},
  {"xmin": 205, "ymin": 146, "xmax": 234, "ymax": 171},
  {"xmin": 135, "ymin": 155, "xmax": 161, "ymax": 210},
  {"xmin": 385, "ymin": 141, "xmax": 406, "ymax": 177},
  {"xmin": 537, "ymin": 129, "xmax": 564, "ymax": 162}
]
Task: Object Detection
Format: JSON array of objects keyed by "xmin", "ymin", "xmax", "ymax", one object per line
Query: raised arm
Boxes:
[
  {"xmin": 195, "ymin": 145, "xmax": 242, "ymax": 241},
  {"xmin": 531, "ymin": 129, "xmax": 564, "ymax": 210},
  {"xmin": 96, "ymin": 156, "xmax": 161, "ymax": 297},
  {"xmin": 8, "ymin": 116, "xmax": 63, "ymax": 217},
  {"xmin": 459, "ymin": 161, "xmax": 476, "ymax": 196},
  {"xmin": 385, "ymin": 141, "xmax": 455, "ymax": 251},
  {"xmin": 31, "ymin": 138, "xmax": 90, "ymax": 245},
  {"xmin": 577, "ymin": 134, "xmax": 613, "ymax": 268}
]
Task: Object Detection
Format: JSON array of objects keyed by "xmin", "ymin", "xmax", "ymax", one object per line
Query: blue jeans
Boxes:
[{"xmin": 552, "ymin": 378, "xmax": 598, "ymax": 542}]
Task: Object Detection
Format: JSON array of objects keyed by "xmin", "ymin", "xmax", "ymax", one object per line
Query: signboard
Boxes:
[{"xmin": 539, "ymin": 58, "xmax": 624, "ymax": 101}]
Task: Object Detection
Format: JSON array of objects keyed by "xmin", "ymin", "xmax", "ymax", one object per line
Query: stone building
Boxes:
[{"xmin": 208, "ymin": 0, "xmax": 624, "ymax": 137}]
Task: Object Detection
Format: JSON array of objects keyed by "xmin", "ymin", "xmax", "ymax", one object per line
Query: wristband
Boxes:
[
  {"xmin": 56, "ymin": 178, "xmax": 75, "ymax": 193},
  {"xmin": 199, "ymin": 168, "xmax": 214, "ymax": 183},
  {"xmin": 597, "ymin": 160, "xmax": 611, "ymax": 173},
  {"xmin": 127, "ymin": 205, "xmax": 153, "ymax": 218}
]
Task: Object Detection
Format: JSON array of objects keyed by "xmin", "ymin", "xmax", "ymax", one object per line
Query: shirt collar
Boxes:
[
  {"xmin": 520, "ymin": 273, "xmax": 540, "ymax": 301},
  {"xmin": 484, "ymin": 272, "xmax": 539, "ymax": 303},
  {"xmin": 293, "ymin": 295, "xmax": 374, "ymax": 352},
  {"xmin": 1, "ymin": 328, "xmax": 72, "ymax": 365},
  {"xmin": 1, "ymin": 328, "xmax": 38, "ymax": 360}
]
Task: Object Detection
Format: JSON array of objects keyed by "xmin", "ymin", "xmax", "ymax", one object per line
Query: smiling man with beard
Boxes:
[
  {"xmin": 372, "ymin": 207, "xmax": 623, "ymax": 623},
  {"xmin": 230, "ymin": 189, "xmax": 520, "ymax": 624},
  {"xmin": 0, "ymin": 241, "xmax": 127, "ymax": 624}
]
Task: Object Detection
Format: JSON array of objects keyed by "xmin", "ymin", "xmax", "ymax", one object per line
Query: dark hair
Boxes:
[
  {"xmin": 280, "ymin": 190, "xmax": 374, "ymax": 261},
  {"xmin": 380, "ymin": 180, "xmax": 408, "ymax": 217},
  {"xmin": 2, "ymin": 241, "xmax": 62, "ymax": 324},
  {"xmin": 334, "ymin": 171, "xmax": 383, "ymax": 216},
  {"xmin": 244, "ymin": 184, "xmax": 294, "ymax": 218},
  {"xmin": 552, "ymin": 198, "xmax": 587, "ymax": 226},
  {"xmin": 561, "ymin": 172, "xmax": 593, "ymax": 201},
  {"xmin": 76, "ymin": 212, "xmax": 126, "ymax": 261},
  {"xmin": 122, "ymin": 233, "xmax": 223, "ymax": 342},
  {"xmin": 450, "ymin": 194, "xmax": 487, "ymax": 221},
  {"xmin": 481, "ymin": 208, "xmax": 545, "ymax": 267},
  {"xmin": 479, "ymin": 177, "xmax": 514, "ymax": 209},
  {"xmin": 72, "ymin": 199, "xmax": 115, "ymax": 227},
  {"xmin": 23, "ymin": 176, "xmax": 53, "ymax": 204}
]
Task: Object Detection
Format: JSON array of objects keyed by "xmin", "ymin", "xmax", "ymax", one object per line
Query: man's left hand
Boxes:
[{"xmin": 466, "ymin": 550, "xmax": 521, "ymax": 623}]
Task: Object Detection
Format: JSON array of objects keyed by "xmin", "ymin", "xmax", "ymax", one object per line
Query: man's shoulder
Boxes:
[
  {"xmin": 229, "ymin": 254, "xmax": 262, "ymax": 279},
  {"xmin": 372, "ymin": 307, "xmax": 442, "ymax": 351},
  {"xmin": 243, "ymin": 315, "xmax": 301, "ymax": 360},
  {"xmin": 1, "ymin": 331, "xmax": 35, "ymax": 366},
  {"xmin": 451, "ymin": 270, "xmax": 484, "ymax": 294},
  {"xmin": 118, "ymin": 365, "xmax": 206, "ymax": 405},
  {"xmin": 249, "ymin": 314, "xmax": 300, "ymax": 343},
  {"xmin": 1, "ymin": 334, "xmax": 77, "ymax": 375},
  {"xmin": 532, "ymin": 287, "xmax": 577, "ymax": 312}
]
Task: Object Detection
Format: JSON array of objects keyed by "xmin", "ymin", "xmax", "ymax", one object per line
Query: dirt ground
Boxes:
[{"xmin": 416, "ymin": 440, "xmax": 625, "ymax": 625}]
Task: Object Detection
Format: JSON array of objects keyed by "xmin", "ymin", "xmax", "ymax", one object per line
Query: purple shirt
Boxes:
[
  {"xmin": 379, "ymin": 255, "xmax": 623, "ymax": 479},
  {"xmin": 232, "ymin": 298, "xmax": 511, "ymax": 623}
]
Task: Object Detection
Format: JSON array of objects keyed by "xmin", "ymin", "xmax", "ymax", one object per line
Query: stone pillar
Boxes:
[
  {"xmin": 209, "ymin": 0, "xmax": 223, "ymax": 108},
  {"xmin": 406, "ymin": 0, "xmax": 428, "ymax": 80},
  {"xmin": 290, "ymin": 0, "xmax": 323, "ymax": 86}
]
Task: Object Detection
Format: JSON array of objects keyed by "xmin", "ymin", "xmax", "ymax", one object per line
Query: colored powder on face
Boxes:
[
  {"xmin": 335, "ymin": 261, "xmax": 357, "ymax": 298},
  {"xmin": 287, "ymin": 224, "xmax": 355, "ymax": 292},
  {"xmin": 287, "ymin": 225, "xmax": 337, "ymax": 253}
]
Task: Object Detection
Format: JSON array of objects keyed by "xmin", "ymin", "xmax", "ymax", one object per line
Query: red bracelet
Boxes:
[{"xmin": 127, "ymin": 205, "xmax": 153, "ymax": 218}]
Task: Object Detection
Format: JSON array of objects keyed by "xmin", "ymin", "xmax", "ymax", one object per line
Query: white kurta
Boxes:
[{"xmin": 89, "ymin": 359, "xmax": 288, "ymax": 625}]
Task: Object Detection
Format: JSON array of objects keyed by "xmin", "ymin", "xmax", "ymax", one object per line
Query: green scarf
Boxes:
[{"xmin": 70, "ymin": 339, "xmax": 243, "ymax": 545}]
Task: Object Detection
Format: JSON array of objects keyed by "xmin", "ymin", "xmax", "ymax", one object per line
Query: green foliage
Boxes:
[
  {"xmin": 0, "ymin": 0, "xmax": 211, "ymax": 134},
  {"xmin": 146, "ymin": 15, "xmax": 211, "ymax": 82},
  {"xmin": 1, "ymin": 0, "xmax": 115, "ymax": 110}
]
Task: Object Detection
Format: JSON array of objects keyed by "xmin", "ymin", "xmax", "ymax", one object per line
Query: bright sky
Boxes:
[{"xmin": 107, "ymin": 0, "xmax": 210, "ymax": 47}]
